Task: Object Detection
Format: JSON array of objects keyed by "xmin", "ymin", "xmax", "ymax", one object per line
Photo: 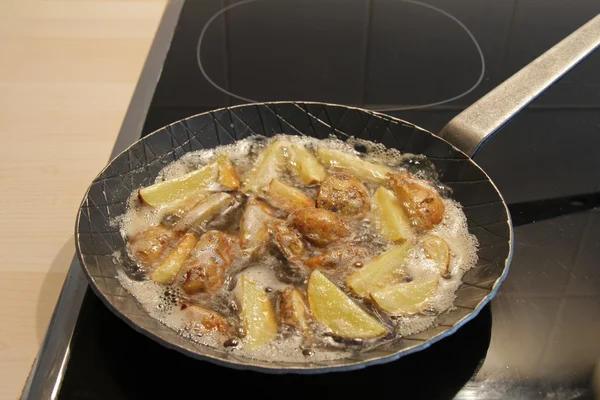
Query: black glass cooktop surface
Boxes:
[{"xmin": 59, "ymin": 1, "xmax": 600, "ymax": 398}]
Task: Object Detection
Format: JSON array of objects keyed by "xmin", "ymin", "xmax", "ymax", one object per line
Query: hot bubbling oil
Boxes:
[{"xmin": 115, "ymin": 134, "xmax": 478, "ymax": 362}]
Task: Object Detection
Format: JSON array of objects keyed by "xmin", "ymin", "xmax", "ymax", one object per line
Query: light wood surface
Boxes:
[{"xmin": 0, "ymin": 1, "xmax": 167, "ymax": 398}]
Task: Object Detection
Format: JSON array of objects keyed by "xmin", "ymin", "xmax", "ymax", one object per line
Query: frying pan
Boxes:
[{"xmin": 76, "ymin": 15, "xmax": 600, "ymax": 373}]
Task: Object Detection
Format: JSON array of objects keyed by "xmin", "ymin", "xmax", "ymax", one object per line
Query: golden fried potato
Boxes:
[
  {"xmin": 270, "ymin": 220, "xmax": 306, "ymax": 260},
  {"xmin": 240, "ymin": 199, "xmax": 275, "ymax": 258},
  {"xmin": 316, "ymin": 148, "xmax": 390, "ymax": 183},
  {"xmin": 422, "ymin": 235, "xmax": 451, "ymax": 276},
  {"xmin": 180, "ymin": 302, "xmax": 230, "ymax": 334},
  {"xmin": 290, "ymin": 208, "xmax": 352, "ymax": 247},
  {"xmin": 266, "ymin": 178, "xmax": 314, "ymax": 213},
  {"xmin": 178, "ymin": 231, "xmax": 237, "ymax": 295},
  {"xmin": 346, "ymin": 242, "xmax": 412, "ymax": 297},
  {"xmin": 288, "ymin": 144, "xmax": 327, "ymax": 185},
  {"xmin": 237, "ymin": 276, "xmax": 278, "ymax": 348},
  {"xmin": 279, "ymin": 287, "xmax": 312, "ymax": 334},
  {"xmin": 242, "ymin": 139, "xmax": 285, "ymax": 195},
  {"xmin": 150, "ymin": 233, "xmax": 198, "ymax": 284},
  {"xmin": 128, "ymin": 225, "xmax": 181, "ymax": 270},
  {"xmin": 387, "ymin": 172, "xmax": 445, "ymax": 230},
  {"xmin": 305, "ymin": 246, "xmax": 369, "ymax": 270},
  {"xmin": 139, "ymin": 163, "xmax": 218, "ymax": 208},
  {"xmin": 370, "ymin": 279, "xmax": 438, "ymax": 316},
  {"xmin": 173, "ymin": 192, "xmax": 235, "ymax": 232},
  {"xmin": 307, "ymin": 270, "xmax": 387, "ymax": 339},
  {"xmin": 215, "ymin": 154, "xmax": 240, "ymax": 190},
  {"xmin": 371, "ymin": 186, "xmax": 414, "ymax": 243},
  {"xmin": 316, "ymin": 173, "xmax": 370, "ymax": 218},
  {"xmin": 161, "ymin": 192, "xmax": 208, "ymax": 222}
]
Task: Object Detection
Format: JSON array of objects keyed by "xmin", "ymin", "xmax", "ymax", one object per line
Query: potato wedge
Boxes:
[
  {"xmin": 160, "ymin": 191, "xmax": 208, "ymax": 225},
  {"xmin": 305, "ymin": 246, "xmax": 369, "ymax": 270},
  {"xmin": 139, "ymin": 163, "xmax": 218, "ymax": 208},
  {"xmin": 387, "ymin": 172, "xmax": 445, "ymax": 230},
  {"xmin": 288, "ymin": 144, "xmax": 327, "ymax": 185},
  {"xmin": 372, "ymin": 186, "xmax": 414, "ymax": 243},
  {"xmin": 266, "ymin": 178, "xmax": 315, "ymax": 213},
  {"xmin": 174, "ymin": 192, "xmax": 234, "ymax": 232},
  {"xmin": 238, "ymin": 276, "xmax": 278, "ymax": 348},
  {"xmin": 128, "ymin": 225, "xmax": 180, "ymax": 270},
  {"xmin": 290, "ymin": 208, "xmax": 352, "ymax": 247},
  {"xmin": 422, "ymin": 235, "xmax": 451, "ymax": 276},
  {"xmin": 270, "ymin": 220, "xmax": 306, "ymax": 260},
  {"xmin": 240, "ymin": 199, "xmax": 275, "ymax": 258},
  {"xmin": 150, "ymin": 233, "xmax": 197, "ymax": 284},
  {"xmin": 316, "ymin": 148, "xmax": 390, "ymax": 184},
  {"xmin": 371, "ymin": 279, "xmax": 438, "ymax": 316},
  {"xmin": 162, "ymin": 192, "xmax": 207, "ymax": 216},
  {"xmin": 279, "ymin": 287, "xmax": 312, "ymax": 334},
  {"xmin": 346, "ymin": 242, "xmax": 412, "ymax": 297},
  {"xmin": 242, "ymin": 139, "xmax": 285, "ymax": 195},
  {"xmin": 307, "ymin": 270, "xmax": 387, "ymax": 339},
  {"xmin": 316, "ymin": 173, "xmax": 370, "ymax": 218},
  {"xmin": 179, "ymin": 231, "xmax": 237, "ymax": 295},
  {"xmin": 180, "ymin": 302, "xmax": 230, "ymax": 334},
  {"xmin": 215, "ymin": 154, "xmax": 240, "ymax": 190}
]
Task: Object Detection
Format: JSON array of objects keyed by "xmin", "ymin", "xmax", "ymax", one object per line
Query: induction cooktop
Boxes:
[{"xmin": 23, "ymin": 1, "xmax": 600, "ymax": 399}]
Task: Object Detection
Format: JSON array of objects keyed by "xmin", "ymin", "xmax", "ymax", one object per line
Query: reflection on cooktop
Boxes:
[
  {"xmin": 59, "ymin": 290, "xmax": 492, "ymax": 399},
  {"xmin": 509, "ymin": 192, "xmax": 600, "ymax": 227}
]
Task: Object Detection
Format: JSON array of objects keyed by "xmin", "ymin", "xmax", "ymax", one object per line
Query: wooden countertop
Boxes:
[{"xmin": 0, "ymin": 1, "xmax": 167, "ymax": 398}]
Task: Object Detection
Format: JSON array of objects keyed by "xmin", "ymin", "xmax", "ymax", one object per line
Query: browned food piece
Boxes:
[
  {"xmin": 215, "ymin": 154, "xmax": 240, "ymax": 190},
  {"xmin": 305, "ymin": 246, "xmax": 369, "ymax": 270},
  {"xmin": 270, "ymin": 220, "xmax": 306, "ymax": 260},
  {"xmin": 174, "ymin": 192, "xmax": 235, "ymax": 232},
  {"xmin": 290, "ymin": 208, "xmax": 352, "ymax": 247},
  {"xmin": 308, "ymin": 270, "xmax": 387, "ymax": 339},
  {"xmin": 370, "ymin": 279, "xmax": 438, "ymax": 316},
  {"xmin": 138, "ymin": 163, "xmax": 218, "ymax": 208},
  {"xmin": 371, "ymin": 186, "xmax": 413, "ymax": 243},
  {"xmin": 242, "ymin": 139, "xmax": 285, "ymax": 195},
  {"xmin": 346, "ymin": 243, "xmax": 412, "ymax": 297},
  {"xmin": 288, "ymin": 144, "xmax": 327, "ymax": 185},
  {"xmin": 316, "ymin": 173, "xmax": 370, "ymax": 218},
  {"xmin": 387, "ymin": 172, "xmax": 445, "ymax": 230},
  {"xmin": 161, "ymin": 193, "xmax": 207, "ymax": 225},
  {"xmin": 178, "ymin": 231, "xmax": 237, "ymax": 295},
  {"xmin": 422, "ymin": 235, "xmax": 451, "ymax": 276},
  {"xmin": 128, "ymin": 225, "xmax": 180, "ymax": 270},
  {"xmin": 237, "ymin": 276, "xmax": 278, "ymax": 348},
  {"xmin": 279, "ymin": 287, "xmax": 312, "ymax": 334},
  {"xmin": 239, "ymin": 199, "xmax": 275, "ymax": 258},
  {"xmin": 316, "ymin": 148, "xmax": 390, "ymax": 184},
  {"xmin": 266, "ymin": 178, "xmax": 315, "ymax": 213},
  {"xmin": 150, "ymin": 233, "xmax": 198, "ymax": 284},
  {"xmin": 180, "ymin": 302, "xmax": 230, "ymax": 334}
]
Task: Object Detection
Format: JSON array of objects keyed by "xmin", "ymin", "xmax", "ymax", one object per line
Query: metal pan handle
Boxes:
[{"xmin": 440, "ymin": 14, "xmax": 600, "ymax": 157}]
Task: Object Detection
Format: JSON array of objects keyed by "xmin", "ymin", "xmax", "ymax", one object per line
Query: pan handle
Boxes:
[{"xmin": 439, "ymin": 14, "xmax": 600, "ymax": 157}]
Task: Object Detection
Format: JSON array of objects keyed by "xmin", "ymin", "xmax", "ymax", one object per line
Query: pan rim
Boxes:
[{"xmin": 75, "ymin": 100, "xmax": 513, "ymax": 373}]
